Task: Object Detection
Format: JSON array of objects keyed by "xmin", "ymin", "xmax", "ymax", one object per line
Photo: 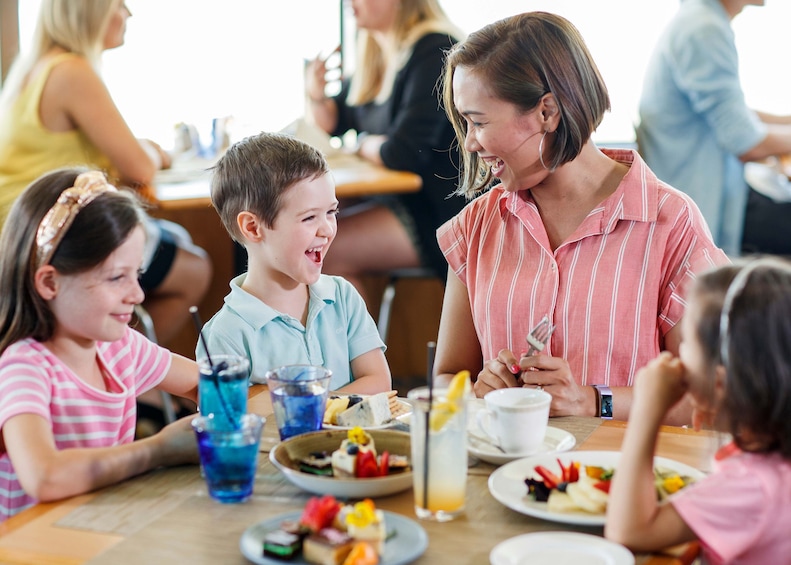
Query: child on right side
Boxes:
[
  {"xmin": 199, "ymin": 132, "xmax": 391, "ymax": 393},
  {"xmin": 606, "ymin": 257, "xmax": 791, "ymax": 563}
]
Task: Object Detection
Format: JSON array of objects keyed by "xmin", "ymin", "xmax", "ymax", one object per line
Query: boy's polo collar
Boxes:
[{"xmin": 225, "ymin": 273, "xmax": 338, "ymax": 331}]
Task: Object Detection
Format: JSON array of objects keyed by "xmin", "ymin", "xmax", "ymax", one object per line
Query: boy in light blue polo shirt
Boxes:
[{"xmin": 198, "ymin": 132, "xmax": 391, "ymax": 392}]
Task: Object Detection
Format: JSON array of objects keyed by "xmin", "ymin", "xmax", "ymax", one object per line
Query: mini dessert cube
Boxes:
[
  {"xmin": 263, "ymin": 529, "xmax": 302, "ymax": 560},
  {"xmin": 302, "ymin": 528, "xmax": 355, "ymax": 565}
]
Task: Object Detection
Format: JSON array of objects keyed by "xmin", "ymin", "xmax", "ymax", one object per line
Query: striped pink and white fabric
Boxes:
[
  {"xmin": 437, "ymin": 149, "xmax": 729, "ymax": 387},
  {"xmin": 0, "ymin": 326, "xmax": 171, "ymax": 520}
]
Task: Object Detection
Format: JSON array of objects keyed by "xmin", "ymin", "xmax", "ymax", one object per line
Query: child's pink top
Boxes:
[
  {"xmin": 0, "ymin": 327, "xmax": 171, "ymax": 520},
  {"xmin": 671, "ymin": 444, "xmax": 791, "ymax": 564}
]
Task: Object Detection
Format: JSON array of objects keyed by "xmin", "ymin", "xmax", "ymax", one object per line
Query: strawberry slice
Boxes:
[
  {"xmin": 300, "ymin": 495, "xmax": 341, "ymax": 532},
  {"xmin": 356, "ymin": 451, "xmax": 380, "ymax": 478},
  {"xmin": 593, "ymin": 480, "xmax": 612, "ymax": 494},
  {"xmin": 534, "ymin": 465, "xmax": 561, "ymax": 489},
  {"xmin": 379, "ymin": 451, "xmax": 390, "ymax": 477}
]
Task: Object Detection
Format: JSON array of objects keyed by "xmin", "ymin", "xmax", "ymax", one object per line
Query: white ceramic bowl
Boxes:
[{"xmin": 269, "ymin": 429, "xmax": 412, "ymax": 498}]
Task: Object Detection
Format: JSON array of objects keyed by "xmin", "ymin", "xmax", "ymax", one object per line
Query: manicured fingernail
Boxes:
[{"xmin": 510, "ymin": 364, "xmax": 521, "ymax": 374}]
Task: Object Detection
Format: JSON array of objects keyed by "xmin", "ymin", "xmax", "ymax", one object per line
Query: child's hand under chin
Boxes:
[{"xmin": 633, "ymin": 351, "xmax": 689, "ymax": 418}]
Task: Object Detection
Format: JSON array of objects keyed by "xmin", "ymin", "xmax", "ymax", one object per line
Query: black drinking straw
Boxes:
[
  {"xmin": 190, "ymin": 306, "xmax": 235, "ymax": 429},
  {"xmin": 424, "ymin": 341, "xmax": 436, "ymax": 512}
]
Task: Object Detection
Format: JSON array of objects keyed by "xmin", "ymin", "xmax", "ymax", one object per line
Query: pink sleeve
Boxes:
[
  {"xmin": 437, "ymin": 213, "xmax": 468, "ymax": 284},
  {"xmin": 0, "ymin": 345, "xmax": 52, "ymax": 432},
  {"xmin": 670, "ymin": 461, "xmax": 767, "ymax": 563},
  {"xmin": 104, "ymin": 328, "xmax": 172, "ymax": 396},
  {"xmin": 658, "ymin": 204, "xmax": 730, "ymax": 336}
]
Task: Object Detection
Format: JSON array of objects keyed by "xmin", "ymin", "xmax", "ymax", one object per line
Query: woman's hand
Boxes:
[
  {"xmin": 518, "ymin": 354, "xmax": 592, "ymax": 416},
  {"xmin": 305, "ymin": 47, "xmax": 340, "ymax": 102},
  {"xmin": 473, "ymin": 349, "xmax": 523, "ymax": 397},
  {"xmin": 140, "ymin": 138, "xmax": 172, "ymax": 170}
]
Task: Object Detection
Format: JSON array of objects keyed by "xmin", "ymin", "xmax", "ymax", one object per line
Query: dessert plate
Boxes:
[
  {"xmin": 323, "ymin": 395, "xmax": 412, "ymax": 431},
  {"xmin": 269, "ymin": 429, "xmax": 412, "ymax": 498},
  {"xmin": 466, "ymin": 399, "xmax": 576, "ymax": 465},
  {"xmin": 490, "ymin": 531, "xmax": 634, "ymax": 565},
  {"xmin": 240, "ymin": 510, "xmax": 428, "ymax": 565},
  {"xmin": 488, "ymin": 450, "xmax": 705, "ymax": 526}
]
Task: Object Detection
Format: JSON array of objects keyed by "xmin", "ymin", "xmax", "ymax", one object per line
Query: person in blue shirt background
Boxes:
[{"xmin": 637, "ymin": 0, "xmax": 791, "ymax": 258}]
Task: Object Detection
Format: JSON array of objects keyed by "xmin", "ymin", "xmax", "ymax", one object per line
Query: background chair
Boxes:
[{"xmin": 133, "ymin": 304, "xmax": 177, "ymax": 424}]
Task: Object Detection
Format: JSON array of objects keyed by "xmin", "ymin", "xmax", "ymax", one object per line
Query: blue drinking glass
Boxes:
[
  {"xmin": 192, "ymin": 413, "xmax": 264, "ymax": 503},
  {"xmin": 265, "ymin": 365, "xmax": 332, "ymax": 440},
  {"xmin": 198, "ymin": 354, "xmax": 250, "ymax": 430}
]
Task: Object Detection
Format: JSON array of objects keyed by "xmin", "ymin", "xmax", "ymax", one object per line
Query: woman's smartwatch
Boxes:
[{"xmin": 592, "ymin": 385, "xmax": 613, "ymax": 419}]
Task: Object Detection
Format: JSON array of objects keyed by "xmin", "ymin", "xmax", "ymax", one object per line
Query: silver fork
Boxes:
[{"xmin": 524, "ymin": 315, "xmax": 555, "ymax": 357}]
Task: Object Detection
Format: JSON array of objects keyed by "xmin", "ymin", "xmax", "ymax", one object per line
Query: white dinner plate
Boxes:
[
  {"xmin": 323, "ymin": 396, "xmax": 412, "ymax": 431},
  {"xmin": 269, "ymin": 429, "xmax": 412, "ymax": 498},
  {"xmin": 490, "ymin": 531, "xmax": 634, "ymax": 565},
  {"xmin": 240, "ymin": 510, "xmax": 428, "ymax": 565},
  {"xmin": 466, "ymin": 398, "xmax": 576, "ymax": 465},
  {"xmin": 488, "ymin": 450, "xmax": 706, "ymax": 526}
]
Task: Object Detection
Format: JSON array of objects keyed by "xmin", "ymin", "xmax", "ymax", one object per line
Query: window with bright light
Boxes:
[{"xmin": 15, "ymin": 0, "xmax": 790, "ymax": 148}]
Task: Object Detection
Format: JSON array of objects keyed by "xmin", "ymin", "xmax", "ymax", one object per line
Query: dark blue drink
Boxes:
[
  {"xmin": 270, "ymin": 387, "xmax": 326, "ymax": 439},
  {"xmin": 266, "ymin": 365, "xmax": 332, "ymax": 441},
  {"xmin": 192, "ymin": 413, "xmax": 263, "ymax": 503}
]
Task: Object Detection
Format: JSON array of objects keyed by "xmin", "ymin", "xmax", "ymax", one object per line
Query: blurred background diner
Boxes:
[
  {"xmin": 637, "ymin": 0, "xmax": 791, "ymax": 259},
  {"xmin": 1, "ymin": 0, "xmax": 790, "ymax": 394}
]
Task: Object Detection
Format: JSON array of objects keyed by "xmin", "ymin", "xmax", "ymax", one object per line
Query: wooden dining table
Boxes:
[
  {"xmin": 0, "ymin": 385, "xmax": 717, "ymax": 565},
  {"xmin": 153, "ymin": 152, "xmax": 423, "ymax": 211}
]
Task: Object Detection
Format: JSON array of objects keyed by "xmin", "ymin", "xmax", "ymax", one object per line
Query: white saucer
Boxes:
[
  {"xmin": 490, "ymin": 532, "xmax": 634, "ymax": 565},
  {"xmin": 468, "ymin": 425, "xmax": 576, "ymax": 465}
]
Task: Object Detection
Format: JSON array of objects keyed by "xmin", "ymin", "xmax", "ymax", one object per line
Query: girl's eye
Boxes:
[
  {"xmin": 329, "ymin": 208, "xmax": 340, "ymax": 216},
  {"xmin": 302, "ymin": 215, "xmax": 316, "ymax": 222}
]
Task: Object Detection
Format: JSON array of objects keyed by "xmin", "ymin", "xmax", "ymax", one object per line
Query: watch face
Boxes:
[{"xmin": 601, "ymin": 393, "xmax": 613, "ymax": 418}]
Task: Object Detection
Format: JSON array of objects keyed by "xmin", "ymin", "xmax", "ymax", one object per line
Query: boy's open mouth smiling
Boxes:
[{"xmin": 306, "ymin": 246, "xmax": 323, "ymax": 264}]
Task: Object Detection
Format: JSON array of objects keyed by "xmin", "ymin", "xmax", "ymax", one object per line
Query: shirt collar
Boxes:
[
  {"xmin": 498, "ymin": 148, "xmax": 660, "ymax": 235},
  {"xmin": 224, "ymin": 273, "xmax": 337, "ymax": 330}
]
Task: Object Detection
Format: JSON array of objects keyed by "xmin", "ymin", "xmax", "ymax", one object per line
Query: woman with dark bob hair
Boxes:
[{"xmin": 433, "ymin": 12, "xmax": 728, "ymax": 424}]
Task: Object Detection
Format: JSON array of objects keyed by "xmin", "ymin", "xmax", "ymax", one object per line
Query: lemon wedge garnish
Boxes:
[
  {"xmin": 429, "ymin": 371, "xmax": 470, "ymax": 432},
  {"xmin": 447, "ymin": 370, "xmax": 471, "ymax": 401}
]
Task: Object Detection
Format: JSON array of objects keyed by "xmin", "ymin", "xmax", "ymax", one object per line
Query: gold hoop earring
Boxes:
[{"xmin": 538, "ymin": 130, "xmax": 553, "ymax": 171}]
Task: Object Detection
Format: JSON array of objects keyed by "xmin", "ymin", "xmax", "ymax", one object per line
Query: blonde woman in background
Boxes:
[
  {"xmin": 0, "ymin": 0, "xmax": 211, "ymax": 350},
  {"xmin": 305, "ymin": 0, "xmax": 465, "ymax": 304}
]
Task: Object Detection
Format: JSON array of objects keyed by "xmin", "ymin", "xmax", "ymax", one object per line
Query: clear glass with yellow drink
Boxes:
[{"xmin": 408, "ymin": 371, "xmax": 470, "ymax": 522}]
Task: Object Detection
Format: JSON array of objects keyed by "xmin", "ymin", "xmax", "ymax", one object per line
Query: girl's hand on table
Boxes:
[
  {"xmin": 518, "ymin": 354, "xmax": 592, "ymax": 416},
  {"xmin": 152, "ymin": 414, "xmax": 200, "ymax": 467},
  {"xmin": 473, "ymin": 348, "xmax": 522, "ymax": 397}
]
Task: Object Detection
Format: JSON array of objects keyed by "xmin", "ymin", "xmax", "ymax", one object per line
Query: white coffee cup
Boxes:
[{"xmin": 476, "ymin": 388, "xmax": 551, "ymax": 455}]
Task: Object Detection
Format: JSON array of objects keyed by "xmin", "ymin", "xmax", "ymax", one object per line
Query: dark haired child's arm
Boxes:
[
  {"xmin": 336, "ymin": 349, "xmax": 392, "ymax": 395},
  {"xmin": 605, "ymin": 352, "xmax": 697, "ymax": 551},
  {"xmin": 155, "ymin": 354, "xmax": 200, "ymax": 404},
  {"xmin": 2, "ymin": 413, "xmax": 198, "ymax": 504}
]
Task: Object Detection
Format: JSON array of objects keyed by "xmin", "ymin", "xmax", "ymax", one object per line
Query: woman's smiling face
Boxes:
[{"xmin": 452, "ymin": 66, "xmax": 548, "ymax": 190}]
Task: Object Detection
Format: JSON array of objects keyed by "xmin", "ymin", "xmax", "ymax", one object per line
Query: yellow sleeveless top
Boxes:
[{"xmin": 0, "ymin": 53, "xmax": 112, "ymax": 225}]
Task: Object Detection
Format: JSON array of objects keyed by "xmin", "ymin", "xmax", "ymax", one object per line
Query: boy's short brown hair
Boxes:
[{"xmin": 210, "ymin": 132, "xmax": 330, "ymax": 242}]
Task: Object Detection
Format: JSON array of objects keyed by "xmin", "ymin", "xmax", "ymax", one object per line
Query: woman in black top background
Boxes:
[{"xmin": 305, "ymin": 0, "xmax": 465, "ymax": 304}]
